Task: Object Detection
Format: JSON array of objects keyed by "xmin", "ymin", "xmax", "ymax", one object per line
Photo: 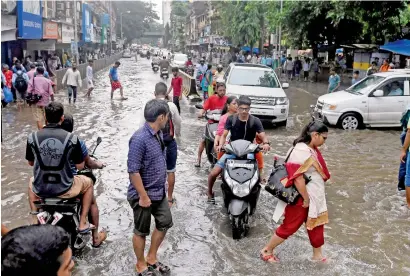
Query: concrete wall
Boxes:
[{"xmin": 55, "ymin": 52, "xmax": 123, "ymax": 91}]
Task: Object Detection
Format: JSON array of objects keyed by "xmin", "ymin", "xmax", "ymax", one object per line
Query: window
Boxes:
[
  {"xmin": 346, "ymin": 75, "xmax": 385, "ymax": 95},
  {"xmin": 228, "ymin": 68, "xmax": 280, "ymax": 88},
  {"xmin": 375, "ymin": 79, "xmax": 406, "ymax": 97}
]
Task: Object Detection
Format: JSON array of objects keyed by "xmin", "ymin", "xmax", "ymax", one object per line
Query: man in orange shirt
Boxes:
[{"xmin": 379, "ymin": 59, "xmax": 391, "ymax": 72}]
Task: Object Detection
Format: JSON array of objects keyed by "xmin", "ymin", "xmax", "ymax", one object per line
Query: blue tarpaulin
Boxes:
[
  {"xmin": 241, "ymin": 46, "xmax": 259, "ymax": 54},
  {"xmin": 380, "ymin": 39, "xmax": 410, "ymax": 56}
]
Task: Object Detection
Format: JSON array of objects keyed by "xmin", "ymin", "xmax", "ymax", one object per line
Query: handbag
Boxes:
[
  {"xmin": 25, "ymin": 76, "xmax": 42, "ymax": 105},
  {"xmin": 265, "ymin": 148, "xmax": 311, "ymax": 204},
  {"xmin": 3, "ymin": 87, "xmax": 13, "ymax": 103}
]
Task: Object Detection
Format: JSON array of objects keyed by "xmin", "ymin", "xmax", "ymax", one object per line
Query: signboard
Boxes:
[
  {"xmin": 90, "ymin": 23, "xmax": 95, "ymax": 42},
  {"xmin": 82, "ymin": 3, "xmax": 91, "ymax": 42},
  {"xmin": 61, "ymin": 24, "xmax": 75, "ymax": 43},
  {"xmin": 26, "ymin": 40, "xmax": 55, "ymax": 51},
  {"xmin": 43, "ymin": 22, "xmax": 58, "ymax": 39},
  {"xmin": 17, "ymin": 0, "xmax": 42, "ymax": 39},
  {"xmin": 57, "ymin": 24, "xmax": 62, "ymax": 43}
]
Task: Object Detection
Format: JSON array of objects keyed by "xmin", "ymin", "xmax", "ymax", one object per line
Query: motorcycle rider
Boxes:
[
  {"xmin": 197, "ymin": 58, "xmax": 207, "ymax": 77},
  {"xmin": 195, "ymin": 82, "xmax": 228, "ymax": 167},
  {"xmin": 152, "ymin": 54, "xmax": 160, "ymax": 69},
  {"xmin": 185, "ymin": 57, "xmax": 194, "ymax": 67},
  {"xmin": 60, "ymin": 114, "xmax": 107, "ymax": 247},
  {"xmin": 207, "ymin": 95, "xmax": 271, "ymax": 202},
  {"xmin": 159, "ymin": 56, "xmax": 170, "ymax": 75},
  {"xmin": 214, "ymin": 64, "xmax": 225, "ymax": 80},
  {"xmin": 26, "ymin": 102, "xmax": 94, "ymax": 233}
]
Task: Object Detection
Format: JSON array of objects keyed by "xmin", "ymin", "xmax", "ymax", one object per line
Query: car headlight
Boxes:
[
  {"xmin": 323, "ymin": 103, "xmax": 337, "ymax": 110},
  {"xmin": 276, "ymin": 97, "xmax": 288, "ymax": 105}
]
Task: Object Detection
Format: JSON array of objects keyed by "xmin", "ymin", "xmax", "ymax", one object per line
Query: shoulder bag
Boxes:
[
  {"xmin": 265, "ymin": 148, "xmax": 311, "ymax": 204},
  {"xmin": 25, "ymin": 76, "xmax": 42, "ymax": 105}
]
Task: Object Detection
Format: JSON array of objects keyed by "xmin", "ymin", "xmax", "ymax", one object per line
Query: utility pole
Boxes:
[
  {"xmin": 73, "ymin": 1, "xmax": 79, "ymax": 64},
  {"xmin": 278, "ymin": 0, "xmax": 283, "ymax": 59},
  {"xmin": 109, "ymin": 1, "xmax": 112, "ymax": 55}
]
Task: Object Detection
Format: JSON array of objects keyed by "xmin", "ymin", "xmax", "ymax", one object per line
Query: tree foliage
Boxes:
[
  {"xmin": 170, "ymin": 0, "xmax": 189, "ymax": 50},
  {"xmin": 114, "ymin": 1, "xmax": 159, "ymax": 42}
]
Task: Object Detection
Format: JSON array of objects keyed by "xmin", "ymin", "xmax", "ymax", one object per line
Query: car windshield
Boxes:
[
  {"xmin": 228, "ymin": 68, "xmax": 280, "ymax": 88},
  {"xmin": 346, "ymin": 75, "xmax": 386, "ymax": 94},
  {"xmin": 174, "ymin": 55, "xmax": 187, "ymax": 62}
]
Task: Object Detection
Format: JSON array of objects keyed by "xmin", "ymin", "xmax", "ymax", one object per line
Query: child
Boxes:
[
  {"xmin": 352, "ymin": 70, "xmax": 360, "ymax": 85},
  {"xmin": 167, "ymin": 67, "xmax": 183, "ymax": 114}
]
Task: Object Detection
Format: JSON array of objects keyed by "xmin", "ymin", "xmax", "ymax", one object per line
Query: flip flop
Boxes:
[
  {"xmin": 260, "ymin": 252, "xmax": 280, "ymax": 263},
  {"xmin": 136, "ymin": 268, "xmax": 155, "ymax": 276},
  {"xmin": 91, "ymin": 229, "xmax": 108, "ymax": 248},
  {"xmin": 77, "ymin": 223, "xmax": 96, "ymax": 234},
  {"xmin": 194, "ymin": 161, "xmax": 201, "ymax": 167},
  {"xmin": 148, "ymin": 261, "xmax": 171, "ymax": 274},
  {"xmin": 207, "ymin": 194, "xmax": 215, "ymax": 204},
  {"xmin": 311, "ymin": 257, "xmax": 327, "ymax": 263}
]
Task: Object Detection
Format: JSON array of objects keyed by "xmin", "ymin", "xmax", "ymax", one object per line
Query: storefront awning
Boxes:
[{"xmin": 380, "ymin": 39, "xmax": 410, "ymax": 56}]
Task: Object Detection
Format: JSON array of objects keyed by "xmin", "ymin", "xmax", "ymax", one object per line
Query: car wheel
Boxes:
[{"xmin": 340, "ymin": 113, "xmax": 361, "ymax": 130}]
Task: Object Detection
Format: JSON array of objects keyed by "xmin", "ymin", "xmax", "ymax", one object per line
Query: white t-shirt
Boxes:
[{"xmin": 86, "ymin": 66, "xmax": 93, "ymax": 82}]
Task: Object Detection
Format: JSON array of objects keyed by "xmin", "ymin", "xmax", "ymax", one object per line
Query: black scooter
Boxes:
[
  {"xmin": 195, "ymin": 104, "xmax": 221, "ymax": 166},
  {"xmin": 34, "ymin": 137, "xmax": 102, "ymax": 252},
  {"xmin": 221, "ymin": 140, "xmax": 261, "ymax": 239}
]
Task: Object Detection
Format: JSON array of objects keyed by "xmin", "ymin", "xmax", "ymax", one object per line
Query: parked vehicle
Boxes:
[
  {"xmin": 224, "ymin": 63, "xmax": 289, "ymax": 126},
  {"xmin": 33, "ymin": 137, "xmax": 103, "ymax": 252},
  {"xmin": 221, "ymin": 140, "xmax": 261, "ymax": 239},
  {"xmin": 171, "ymin": 53, "xmax": 188, "ymax": 70},
  {"xmin": 195, "ymin": 104, "xmax": 221, "ymax": 166},
  {"xmin": 311, "ymin": 70, "xmax": 410, "ymax": 130}
]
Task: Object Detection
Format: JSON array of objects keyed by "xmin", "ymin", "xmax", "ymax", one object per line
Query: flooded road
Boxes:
[{"xmin": 2, "ymin": 57, "xmax": 409, "ymax": 276}]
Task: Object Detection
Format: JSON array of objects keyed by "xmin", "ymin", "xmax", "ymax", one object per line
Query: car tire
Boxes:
[
  {"xmin": 275, "ymin": 120, "xmax": 287, "ymax": 127},
  {"xmin": 339, "ymin": 113, "xmax": 361, "ymax": 130}
]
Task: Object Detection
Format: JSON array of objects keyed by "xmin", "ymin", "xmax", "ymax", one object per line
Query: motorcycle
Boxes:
[
  {"xmin": 33, "ymin": 137, "xmax": 103, "ymax": 251},
  {"xmin": 152, "ymin": 63, "xmax": 159, "ymax": 72},
  {"xmin": 220, "ymin": 140, "xmax": 261, "ymax": 239},
  {"xmin": 195, "ymin": 104, "xmax": 221, "ymax": 166},
  {"xmin": 186, "ymin": 65, "xmax": 194, "ymax": 76},
  {"xmin": 196, "ymin": 73, "xmax": 203, "ymax": 91},
  {"xmin": 147, "ymin": 54, "xmax": 151, "ymax": 60},
  {"xmin": 160, "ymin": 68, "xmax": 169, "ymax": 80}
]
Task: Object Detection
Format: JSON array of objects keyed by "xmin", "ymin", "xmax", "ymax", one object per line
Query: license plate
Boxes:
[
  {"xmin": 250, "ymin": 108, "xmax": 274, "ymax": 116},
  {"xmin": 162, "ymin": 71, "xmax": 168, "ymax": 74}
]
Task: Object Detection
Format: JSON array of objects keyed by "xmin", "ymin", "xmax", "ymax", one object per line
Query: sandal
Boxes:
[
  {"xmin": 148, "ymin": 261, "xmax": 171, "ymax": 274},
  {"xmin": 77, "ymin": 223, "xmax": 96, "ymax": 234},
  {"xmin": 260, "ymin": 251, "xmax": 280, "ymax": 263},
  {"xmin": 207, "ymin": 194, "xmax": 215, "ymax": 204},
  {"xmin": 136, "ymin": 268, "xmax": 155, "ymax": 276},
  {"xmin": 194, "ymin": 160, "xmax": 201, "ymax": 167},
  {"xmin": 92, "ymin": 229, "xmax": 108, "ymax": 248}
]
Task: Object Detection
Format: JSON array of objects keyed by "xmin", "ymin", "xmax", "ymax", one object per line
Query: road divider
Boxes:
[{"xmin": 177, "ymin": 69, "xmax": 201, "ymax": 101}]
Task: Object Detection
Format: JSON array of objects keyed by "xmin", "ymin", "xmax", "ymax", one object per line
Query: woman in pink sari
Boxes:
[
  {"xmin": 260, "ymin": 121, "xmax": 330, "ymax": 263},
  {"xmin": 214, "ymin": 95, "xmax": 238, "ymax": 158}
]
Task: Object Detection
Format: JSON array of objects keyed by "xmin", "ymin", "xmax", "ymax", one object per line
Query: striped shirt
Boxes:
[{"xmin": 127, "ymin": 123, "xmax": 167, "ymax": 201}]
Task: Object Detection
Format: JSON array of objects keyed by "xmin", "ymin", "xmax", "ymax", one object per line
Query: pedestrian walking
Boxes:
[
  {"xmin": 328, "ymin": 69, "xmax": 340, "ymax": 93},
  {"xmin": 64, "ymin": 56, "xmax": 72, "ymax": 68},
  {"xmin": 127, "ymin": 99, "xmax": 173, "ymax": 276},
  {"xmin": 351, "ymin": 70, "xmax": 360, "ymax": 85},
  {"xmin": 27, "ymin": 67, "xmax": 54, "ymax": 129},
  {"xmin": 154, "ymin": 82, "xmax": 181, "ymax": 208},
  {"xmin": 260, "ymin": 121, "xmax": 330, "ymax": 263},
  {"xmin": 61, "ymin": 63, "xmax": 82, "ymax": 104},
  {"xmin": 109, "ymin": 61, "xmax": 127, "ymax": 100},
  {"xmin": 310, "ymin": 58, "xmax": 319, "ymax": 82},
  {"xmin": 303, "ymin": 58, "xmax": 311, "ymax": 82},
  {"xmin": 167, "ymin": 67, "xmax": 183, "ymax": 114},
  {"xmin": 293, "ymin": 57, "xmax": 302, "ymax": 81},
  {"xmin": 12, "ymin": 67, "xmax": 29, "ymax": 106},
  {"xmin": 284, "ymin": 57, "xmax": 294, "ymax": 81},
  {"xmin": 379, "ymin": 59, "xmax": 391, "ymax": 72},
  {"xmin": 86, "ymin": 60, "xmax": 94, "ymax": 97}
]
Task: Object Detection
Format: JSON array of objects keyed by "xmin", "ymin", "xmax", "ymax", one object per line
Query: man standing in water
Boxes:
[
  {"xmin": 86, "ymin": 60, "xmax": 94, "ymax": 97},
  {"xmin": 127, "ymin": 99, "xmax": 173, "ymax": 276},
  {"xmin": 109, "ymin": 61, "xmax": 127, "ymax": 100},
  {"xmin": 61, "ymin": 63, "xmax": 82, "ymax": 104}
]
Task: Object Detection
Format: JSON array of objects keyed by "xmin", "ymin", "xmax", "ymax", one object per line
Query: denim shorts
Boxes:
[
  {"xmin": 165, "ymin": 139, "xmax": 177, "ymax": 173},
  {"xmin": 216, "ymin": 153, "xmax": 255, "ymax": 169},
  {"xmin": 405, "ymin": 152, "xmax": 410, "ymax": 187}
]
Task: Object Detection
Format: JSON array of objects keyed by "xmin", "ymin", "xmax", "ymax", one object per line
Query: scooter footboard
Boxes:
[{"xmin": 228, "ymin": 199, "xmax": 248, "ymax": 216}]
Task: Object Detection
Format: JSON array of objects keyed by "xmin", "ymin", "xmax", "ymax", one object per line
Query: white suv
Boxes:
[
  {"xmin": 312, "ymin": 70, "xmax": 410, "ymax": 130},
  {"xmin": 224, "ymin": 63, "xmax": 290, "ymax": 126}
]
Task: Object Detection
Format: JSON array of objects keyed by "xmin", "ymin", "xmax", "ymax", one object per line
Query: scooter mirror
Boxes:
[
  {"xmin": 97, "ymin": 137, "xmax": 102, "ymax": 145},
  {"xmin": 195, "ymin": 104, "xmax": 204, "ymax": 109}
]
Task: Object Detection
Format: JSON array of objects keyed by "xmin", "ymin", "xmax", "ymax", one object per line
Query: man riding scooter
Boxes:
[
  {"xmin": 159, "ymin": 56, "xmax": 170, "ymax": 78},
  {"xmin": 207, "ymin": 96, "xmax": 271, "ymax": 203},
  {"xmin": 152, "ymin": 54, "xmax": 160, "ymax": 68},
  {"xmin": 213, "ymin": 64, "xmax": 225, "ymax": 90}
]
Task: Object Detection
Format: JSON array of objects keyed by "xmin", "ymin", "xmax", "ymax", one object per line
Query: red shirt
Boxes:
[
  {"xmin": 3, "ymin": 70, "xmax": 12, "ymax": 88},
  {"xmin": 185, "ymin": 61, "xmax": 193, "ymax": 67},
  {"xmin": 203, "ymin": 95, "xmax": 227, "ymax": 123},
  {"xmin": 171, "ymin": 76, "xmax": 183, "ymax": 97}
]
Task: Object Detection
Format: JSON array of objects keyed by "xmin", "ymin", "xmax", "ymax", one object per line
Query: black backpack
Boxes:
[
  {"xmin": 14, "ymin": 71, "xmax": 28, "ymax": 92},
  {"xmin": 162, "ymin": 104, "xmax": 175, "ymax": 145}
]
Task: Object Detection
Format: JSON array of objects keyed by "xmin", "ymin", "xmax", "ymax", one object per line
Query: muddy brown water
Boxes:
[{"xmin": 1, "ymin": 58, "xmax": 409, "ymax": 276}]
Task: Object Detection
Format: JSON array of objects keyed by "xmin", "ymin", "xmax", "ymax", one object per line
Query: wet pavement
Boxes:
[{"xmin": 2, "ymin": 57, "xmax": 409, "ymax": 276}]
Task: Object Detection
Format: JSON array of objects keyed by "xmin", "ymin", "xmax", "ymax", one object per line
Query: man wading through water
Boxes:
[
  {"xmin": 109, "ymin": 61, "xmax": 127, "ymax": 100},
  {"xmin": 61, "ymin": 63, "xmax": 82, "ymax": 104},
  {"xmin": 127, "ymin": 99, "xmax": 173, "ymax": 276}
]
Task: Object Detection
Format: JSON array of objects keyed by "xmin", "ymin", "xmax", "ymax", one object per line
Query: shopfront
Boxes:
[{"xmin": 1, "ymin": 14, "xmax": 18, "ymax": 65}]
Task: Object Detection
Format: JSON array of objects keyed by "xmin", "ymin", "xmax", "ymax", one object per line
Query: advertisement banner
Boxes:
[
  {"xmin": 43, "ymin": 22, "xmax": 58, "ymax": 39},
  {"xmin": 82, "ymin": 3, "xmax": 91, "ymax": 42},
  {"xmin": 101, "ymin": 25, "xmax": 107, "ymax": 45},
  {"xmin": 17, "ymin": 0, "xmax": 42, "ymax": 39},
  {"xmin": 61, "ymin": 24, "xmax": 75, "ymax": 43}
]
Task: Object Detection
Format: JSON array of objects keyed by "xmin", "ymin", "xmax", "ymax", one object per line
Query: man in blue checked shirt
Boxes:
[{"xmin": 127, "ymin": 99, "xmax": 173, "ymax": 276}]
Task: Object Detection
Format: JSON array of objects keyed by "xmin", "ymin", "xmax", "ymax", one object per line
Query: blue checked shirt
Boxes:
[{"xmin": 127, "ymin": 123, "xmax": 167, "ymax": 201}]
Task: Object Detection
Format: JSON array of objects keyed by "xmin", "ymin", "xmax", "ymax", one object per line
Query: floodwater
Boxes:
[{"xmin": 1, "ymin": 57, "xmax": 409, "ymax": 276}]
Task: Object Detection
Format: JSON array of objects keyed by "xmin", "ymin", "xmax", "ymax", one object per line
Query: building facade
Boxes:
[{"xmin": 1, "ymin": 0, "xmax": 118, "ymax": 66}]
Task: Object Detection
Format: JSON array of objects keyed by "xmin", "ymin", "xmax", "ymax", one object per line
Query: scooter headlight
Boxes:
[
  {"xmin": 249, "ymin": 170, "xmax": 259, "ymax": 190},
  {"xmin": 233, "ymin": 180, "xmax": 251, "ymax": 198}
]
